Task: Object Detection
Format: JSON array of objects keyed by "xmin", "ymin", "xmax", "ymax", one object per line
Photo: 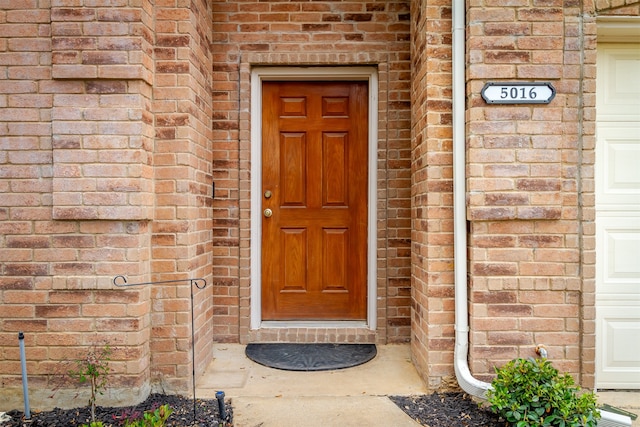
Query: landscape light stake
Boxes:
[
  {"xmin": 18, "ymin": 332, "xmax": 31, "ymax": 420},
  {"xmin": 113, "ymin": 275, "xmax": 208, "ymax": 425}
]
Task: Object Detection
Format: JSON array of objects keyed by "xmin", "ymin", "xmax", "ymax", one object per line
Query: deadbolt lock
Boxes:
[{"xmin": 264, "ymin": 190, "xmax": 272, "ymax": 199}]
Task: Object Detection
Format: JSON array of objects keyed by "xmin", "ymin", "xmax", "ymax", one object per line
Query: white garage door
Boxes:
[{"xmin": 596, "ymin": 43, "xmax": 640, "ymax": 389}]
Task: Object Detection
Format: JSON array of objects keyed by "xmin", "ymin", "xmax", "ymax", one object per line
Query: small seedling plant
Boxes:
[
  {"xmin": 51, "ymin": 343, "xmax": 174, "ymax": 427},
  {"xmin": 67, "ymin": 344, "xmax": 112, "ymax": 424},
  {"xmin": 486, "ymin": 357, "xmax": 600, "ymax": 427}
]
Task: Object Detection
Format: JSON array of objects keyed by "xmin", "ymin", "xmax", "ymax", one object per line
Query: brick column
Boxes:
[
  {"xmin": 410, "ymin": 0, "xmax": 458, "ymax": 389},
  {"xmin": 0, "ymin": 1, "xmax": 156, "ymax": 409},
  {"xmin": 151, "ymin": 0, "xmax": 214, "ymax": 393},
  {"xmin": 465, "ymin": 3, "xmax": 587, "ymax": 382}
]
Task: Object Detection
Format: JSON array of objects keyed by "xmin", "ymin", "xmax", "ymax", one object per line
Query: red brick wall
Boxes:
[
  {"xmin": 0, "ymin": 0, "xmax": 213, "ymax": 409},
  {"xmin": 596, "ymin": 0, "xmax": 640, "ymax": 14},
  {"xmin": 210, "ymin": 0, "xmax": 413, "ymax": 344},
  {"xmin": 409, "ymin": 0, "xmax": 636, "ymax": 390},
  {"xmin": 50, "ymin": 0, "xmax": 155, "ymax": 221},
  {"xmin": 464, "ymin": 1, "xmax": 596, "ymax": 386}
]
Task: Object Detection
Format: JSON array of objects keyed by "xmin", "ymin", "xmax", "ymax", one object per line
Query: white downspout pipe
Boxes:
[{"xmin": 452, "ymin": 0, "xmax": 491, "ymax": 399}]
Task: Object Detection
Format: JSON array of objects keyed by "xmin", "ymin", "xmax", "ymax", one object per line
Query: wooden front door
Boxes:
[{"xmin": 261, "ymin": 81, "xmax": 369, "ymax": 320}]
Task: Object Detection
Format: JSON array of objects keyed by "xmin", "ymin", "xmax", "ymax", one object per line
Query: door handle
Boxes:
[{"xmin": 263, "ymin": 208, "xmax": 273, "ymax": 218}]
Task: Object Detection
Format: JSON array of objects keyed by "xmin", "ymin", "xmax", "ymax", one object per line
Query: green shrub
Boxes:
[{"xmin": 486, "ymin": 357, "xmax": 600, "ymax": 427}]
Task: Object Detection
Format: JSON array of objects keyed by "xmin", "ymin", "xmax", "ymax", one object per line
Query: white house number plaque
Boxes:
[{"xmin": 481, "ymin": 82, "xmax": 556, "ymax": 104}]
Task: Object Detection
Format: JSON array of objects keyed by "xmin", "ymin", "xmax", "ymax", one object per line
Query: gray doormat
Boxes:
[{"xmin": 245, "ymin": 343, "xmax": 377, "ymax": 371}]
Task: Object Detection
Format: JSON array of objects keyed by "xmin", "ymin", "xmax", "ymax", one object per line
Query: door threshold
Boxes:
[{"xmin": 260, "ymin": 320, "xmax": 369, "ymax": 329}]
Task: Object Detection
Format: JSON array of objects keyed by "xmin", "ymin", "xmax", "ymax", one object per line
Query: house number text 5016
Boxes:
[{"xmin": 481, "ymin": 82, "xmax": 556, "ymax": 104}]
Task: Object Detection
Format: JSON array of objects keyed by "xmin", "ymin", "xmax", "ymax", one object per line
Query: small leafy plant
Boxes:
[
  {"xmin": 486, "ymin": 357, "xmax": 600, "ymax": 427},
  {"xmin": 68, "ymin": 344, "xmax": 112, "ymax": 424},
  {"xmin": 121, "ymin": 404, "xmax": 173, "ymax": 427}
]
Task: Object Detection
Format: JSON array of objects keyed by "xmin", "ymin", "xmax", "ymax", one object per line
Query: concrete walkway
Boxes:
[
  {"xmin": 196, "ymin": 343, "xmax": 640, "ymax": 427},
  {"xmin": 197, "ymin": 344, "xmax": 426, "ymax": 427}
]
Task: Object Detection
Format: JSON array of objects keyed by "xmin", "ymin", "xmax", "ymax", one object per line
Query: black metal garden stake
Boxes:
[{"xmin": 113, "ymin": 275, "xmax": 207, "ymax": 425}]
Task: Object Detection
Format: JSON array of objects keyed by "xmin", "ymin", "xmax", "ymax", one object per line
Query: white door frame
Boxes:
[{"xmin": 249, "ymin": 66, "xmax": 379, "ymax": 330}]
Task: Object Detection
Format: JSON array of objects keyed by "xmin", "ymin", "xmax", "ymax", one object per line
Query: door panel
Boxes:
[
  {"xmin": 597, "ymin": 46, "xmax": 640, "ymax": 122},
  {"xmin": 596, "ymin": 44, "xmax": 640, "ymax": 389},
  {"xmin": 323, "ymin": 133, "xmax": 348, "ymax": 205},
  {"xmin": 596, "ymin": 303, "xmax": 640, "ymax": 387},
  {"xmin": 261, "ymin": 81, "xmax": 368, "ymax": 321},
  {"xmin": 596, "ymin": 123, "xmax": 640, "ymax": 208},
  {"xmin": 281, "ymin": 132, "xmax": 306, "ymax": 205}
]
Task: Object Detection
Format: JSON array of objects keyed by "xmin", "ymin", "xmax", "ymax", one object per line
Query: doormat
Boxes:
[{"xmin": 245, "ymin": 343, "xmax": 377, "ymax": 371}]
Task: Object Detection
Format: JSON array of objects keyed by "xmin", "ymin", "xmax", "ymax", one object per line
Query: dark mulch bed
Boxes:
[
  {"xmin": 3, "ymin": 391, "xmax": 503, "ymax": 427},
  {"xmin": 390, "ymin": 392, "xmax": 505, "ymax": 427},
  {"xmin": 3, "ymin": 394, "xmax": 232, "ymax": 427}
]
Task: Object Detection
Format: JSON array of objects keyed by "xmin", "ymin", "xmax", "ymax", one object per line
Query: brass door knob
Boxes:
[{"xmin": 263, "ymin": 208, "xmax": 273, "ymax": 218}]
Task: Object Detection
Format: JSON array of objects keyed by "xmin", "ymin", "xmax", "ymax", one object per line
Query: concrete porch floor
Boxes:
[
  {"xmin": 196, "ymin": 344, "xmax": 426, "ymax": 426},
  {"xmin": 196, "ymin": 344, "xmax": 640, "ymax": 427}
]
